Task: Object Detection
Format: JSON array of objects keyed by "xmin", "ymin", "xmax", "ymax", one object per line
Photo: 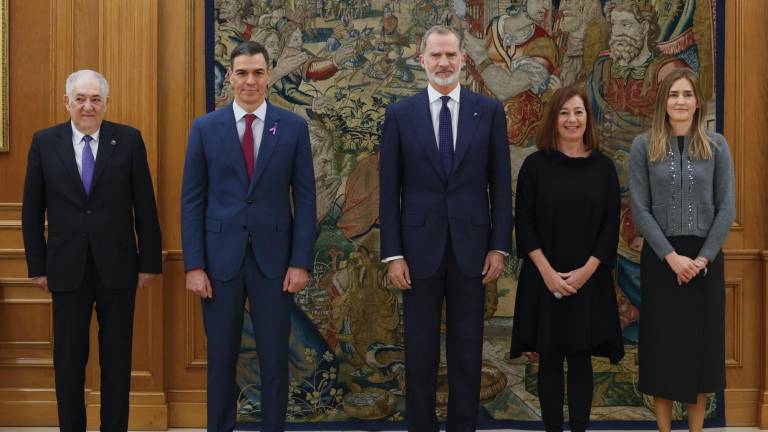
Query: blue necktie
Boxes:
[
  {"xmin": 81, "ymin": 135, "xmax": 95, "ymax": 196},
  {"xmin": 439, "ymin": 95, "xmax": 453, "ymax": 176}
]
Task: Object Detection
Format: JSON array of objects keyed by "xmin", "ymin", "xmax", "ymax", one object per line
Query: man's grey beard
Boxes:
[
  {"xmin": 609, "ymin": 35, "xmax": 644, "ymax": 65},
  {"xmin": 424, "ymin": 68, "xmax": 461, "ymax": 87}
]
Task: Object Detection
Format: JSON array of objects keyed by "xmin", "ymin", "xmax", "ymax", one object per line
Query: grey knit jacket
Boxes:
[{"xmin": 629, "ymin": 130, "xmax": 735, "ymax": 262}]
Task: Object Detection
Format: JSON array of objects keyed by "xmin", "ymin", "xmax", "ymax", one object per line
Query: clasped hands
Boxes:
[
  {"xmin": 386, "ymin": 251, "xmax": 505, "ymax": 290},
  {"xmin": 542, "ymin": 262, "xmax": 596, "ymax": 299},
  {"xmin": 185, "ymin": 267, "xmax": 309, "ymax": 298},
  {"xmin": 665, "ymin": 252, "xmax": 709, "ymax": 285}
]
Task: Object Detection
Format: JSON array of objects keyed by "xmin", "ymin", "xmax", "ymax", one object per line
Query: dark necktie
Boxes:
[
  {"xmin": 439, "ymin": 95, "xmax": 453, "ymax": 176},
  {"xmin": 242, "ymin": 113, "xmax": 257, "ymax": 179},
  {"xmin": 81, "ymin": 135, "xmax": 95, "ymax": 196}
]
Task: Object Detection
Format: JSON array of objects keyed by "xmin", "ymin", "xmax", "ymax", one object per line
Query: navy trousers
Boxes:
[
  {"xmin": 402, "ymin": 237, "xmax": 486, "ymax": 432},
  {"xmin": 202, "ymin": 247, "xmax": 293, "ymax": 432}
]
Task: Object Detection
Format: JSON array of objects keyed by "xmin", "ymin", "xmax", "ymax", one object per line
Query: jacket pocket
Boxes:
[
  {"xmin": 651, "ymin": 205, "xmax": 667, "ymax": 230},
  {"xmin": 401, "ymin": 213, "xmax": 425, "ymax": 227},
  {"xmin": 205, "ymin": 218, "xmax": 222, "ymax": 233},
  {"xmin": 698, "ymin": 205, "xmax": 715, "ymax": 230}
]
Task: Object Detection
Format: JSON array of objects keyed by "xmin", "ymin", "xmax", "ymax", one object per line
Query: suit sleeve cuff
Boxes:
[{"xmin": 381, "ymin": 255, "xmax": 404, "ymax": 263}]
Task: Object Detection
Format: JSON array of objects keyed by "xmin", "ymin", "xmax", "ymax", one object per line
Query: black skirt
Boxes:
[
  {"xmin": 638, "ymin": 236, "xmax": 725, "ymax": 403},
  {"xmin": 510, "ymin": 262, "xmax": 625, "ymax": 364}
]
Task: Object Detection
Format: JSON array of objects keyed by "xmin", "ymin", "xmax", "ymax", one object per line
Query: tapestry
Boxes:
[{"xmin": 206, "ymin": 0, "xmax": 725, "ymax": 428}]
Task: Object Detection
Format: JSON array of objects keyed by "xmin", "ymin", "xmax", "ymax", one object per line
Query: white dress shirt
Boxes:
[
  {"xmin": 427, "ymin": 83, "xmax": 460, "ymax": 150},
  {"xmin": 71, "ymin": 122, "xmax": 100, "ymax": 176},
  {"xmin": 233, "ymin": 99, "xmax": 267, "ymax": 160}
]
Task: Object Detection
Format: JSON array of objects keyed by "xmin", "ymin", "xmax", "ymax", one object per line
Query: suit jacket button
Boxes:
[
  {"xmin": 242, "ymin": 225, "xmax": 247, "ymax": 230},
  {"xmin": 86, "ymin": 210, "xmax": 92, "ymax": 214}
]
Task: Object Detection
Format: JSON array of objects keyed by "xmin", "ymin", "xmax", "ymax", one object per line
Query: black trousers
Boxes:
[
  {"xmin": 402, "ymin": 237, "xmax": 485, "ymax": 432},
  {"xmin": 51, "ymin": 251, "xmax": 137, "ymax": 432},
  {"xmin": 538, "ymin": 351, "xmax": 593, "ymax": 432}
]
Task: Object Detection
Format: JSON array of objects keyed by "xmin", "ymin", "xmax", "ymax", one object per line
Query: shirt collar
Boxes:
[
  {"xmin": 427, "ymin": 83, "xmax": 461, "ymax": 105},
  {"xmin": 233, "ymin": 99, "xmax": 268, "ymax": 123},
  {"xmin": 71, "ymin": 121, "xmax": 101, "ymax": 143}
]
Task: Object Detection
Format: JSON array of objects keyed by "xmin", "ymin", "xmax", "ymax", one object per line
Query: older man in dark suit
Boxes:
[
  {"xmin": 379, "ymin": 25, "xmax": 512, "ymax": 431},
  {"xmin": 21, "ymin": 69, "xmax": 162, "ymax": 431}
]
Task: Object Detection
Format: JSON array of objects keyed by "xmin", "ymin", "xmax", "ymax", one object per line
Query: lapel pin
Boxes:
[
  {"xmin": 269, "ymin": 123, "xmax": 278, "ymax": 136},
  {"xmin": 473, "ymin": 112, "xmax": 478, "ymax": 117},
  {"xmin": 110, "ymin": 139, "xmax": 117, "ymax": 146}
]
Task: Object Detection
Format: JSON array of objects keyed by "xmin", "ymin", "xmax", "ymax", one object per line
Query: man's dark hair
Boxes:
[{"xmin": 229, "ymin": 41, "xmax": 271, "ymax": 68}]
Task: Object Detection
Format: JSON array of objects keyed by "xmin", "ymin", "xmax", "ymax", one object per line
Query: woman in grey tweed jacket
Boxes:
[{"xmin": 629, "ymin": 68, "xmax": 735, "ymax": 432}]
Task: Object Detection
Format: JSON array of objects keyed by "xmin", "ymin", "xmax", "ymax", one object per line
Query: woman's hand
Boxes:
[
  {"xmin": 558, "ymin": 257, "xmax": 600, "ymax": 291},
  {"xmin": 693, "ymin": 256, "xmax": 709, "ymax": 268},
  {"xmin": 665, "ymin": 252, "xmax": 700, "ymax": 285},
  {"xmin": 542, "ymin": 268, "xmax": 577, "ymax": 298},
  {"xmin": 528, "ymin": 249, "xmax": 576, "ymax": 298},
  {"xmin": 693, "ymin": 256, "xmax": 709, "ymax": 277}
]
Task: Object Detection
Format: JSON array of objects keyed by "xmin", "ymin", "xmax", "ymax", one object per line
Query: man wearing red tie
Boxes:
[{"xmin": 181, "ymin": 41, "xmax": 317, "ymax": 432}]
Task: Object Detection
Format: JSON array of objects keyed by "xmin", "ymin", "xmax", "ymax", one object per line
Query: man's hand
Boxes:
[
  {"xmin": 481, "ymin": 251, "xmax": 505, "ymax": 284},
  {"xmin": 137, "ymin": 273, "xmax": 156, "ymax": 289},
  {"xmin": 283, "ymin": 267, "xmax": 309, "ymax": 293},
  {"xmin": 387, "ymin": 259, "xmax": 412, "ymax": 290},
  {"xmin": 32, "ymin": 276, "xmax": 49, "ymax": 294},
  {"xmin": 186, "ymin": 269, "xmax": 213, "ymax": 298}
]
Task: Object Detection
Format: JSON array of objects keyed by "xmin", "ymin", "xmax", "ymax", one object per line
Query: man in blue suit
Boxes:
[
  {"xmin": 379, "ymin": 26, "xmax": 512, "ymax": 431},
  {"xmin": 181, "ymin": 41, "xmax": 317, "ymax": 432}
]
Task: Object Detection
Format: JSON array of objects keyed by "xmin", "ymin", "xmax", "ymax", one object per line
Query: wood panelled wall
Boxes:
[{"xmin": 0, "ymin": 0, "xmax": 765, "ymax": 429}]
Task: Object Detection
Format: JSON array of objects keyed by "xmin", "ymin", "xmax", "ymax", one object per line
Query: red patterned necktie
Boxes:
[{"xmin": 242, "ymin": 113, "xmax": 257, "ymax": 179}]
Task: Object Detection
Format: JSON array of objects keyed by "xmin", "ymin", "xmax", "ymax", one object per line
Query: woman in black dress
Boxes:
[
  {"xmin": 630, "ymin": 69, "xmax": 735, "ymax": 432},
  {"xmin": 511, "ymin": 86, "xmax": 624, "ymax": 432}
]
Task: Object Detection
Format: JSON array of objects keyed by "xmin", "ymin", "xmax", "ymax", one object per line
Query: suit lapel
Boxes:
[
  {"xmin": 248, "ymin": 101, "xmax": 281, "ymax": 194},
  {"xmin": 90, "ymin": 121, "xmax": 116, "ymax": 195},
  {"xmin": 407, "ymin": 91, "xmax": 446, "ymax": 182},
  {"xmin": 54, "ymin": 122, "xmax": 88, "ymax": 201},
  {"xmin": 453, "ymin": 87, "xmax": 480, "ymax": 174},
  {"xmin": 218, "ymin": 104, "xmax": 250, "ymax": 188}
]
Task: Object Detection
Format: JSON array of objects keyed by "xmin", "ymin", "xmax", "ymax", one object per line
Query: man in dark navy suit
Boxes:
[
  {"xmin": 181, "ymin": 41, "xmax": 317, "ymax": 432},
  {"xmin": 379, "ymin": 25, "xmax": 512, "ymax": 431},
  {"xmin": 22, "ymin": 69, "xmax": 162, "ymax": 431}
]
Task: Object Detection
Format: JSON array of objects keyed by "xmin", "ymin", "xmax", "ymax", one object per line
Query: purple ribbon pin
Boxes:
[{"xmin": 269, "ymin": 123, "xmax": 278, "ymax": 135}]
